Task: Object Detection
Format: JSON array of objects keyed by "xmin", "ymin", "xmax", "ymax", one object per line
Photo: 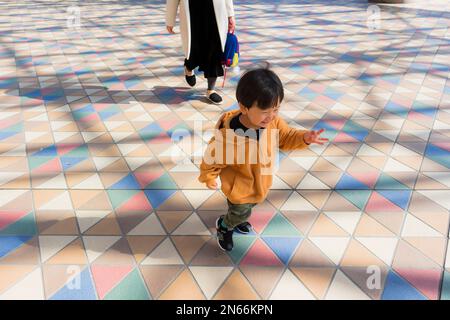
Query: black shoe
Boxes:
[
  {"xmin": 185, "ymin": 74, "xmax": 196, "ymax": 87},
  {"xmin": 206, "ymin": 91, "xmax": 223, "ymax": 105},
  {"xmin": 234, "ymin": 221, "xmax": 252, "ymax": 234},
  {"xmin": 216, "ymin": 216, "xmax": 233, "ymax": 251},
  {"xmin": 184, "ymin": 67, "xmax": 196, "ymax": 87}
]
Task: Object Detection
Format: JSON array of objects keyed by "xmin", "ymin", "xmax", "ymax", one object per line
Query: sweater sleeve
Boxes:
[
  {"xmin": 226, "ymin": 0, "xmax": 235, "ymax": 17},
  {"xmin": 276, "ymin": 117, "xmax": 309, "ymax": 151},
  {"xmin": 166, "ymin": 0, "xmax": 180, "ymax": 27},
  {"xmin": 198, "ymin": 136, "xmax": 228, "ymax": 184}
]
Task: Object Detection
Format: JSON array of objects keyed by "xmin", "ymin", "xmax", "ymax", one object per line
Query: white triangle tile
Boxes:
[
  {"xmin": 170, "ymin": 162, "xmax": 199, "ymax": 173},
  {"xmin": 38, "ymin": 191, "xmax": 73, "ymax": 210},
  {"xmin": 158, "ymin": 145, "xmax": 185, "ymax": 158},
  {"xmin": 0, "ymin": 172, "xmax": 26, "ymax": 187},
  {"xmin": 0, "ymin": 190, "xmax": 28, "ymax": 207},
  {"xmin": 141, "ymin": 237, "xmax": 184, "ymax": 265},
  {"xmin": 125, "ymin": 157, "xmax": 153, "ymax": 171},
  {"xmin": 189, "ymin": 267, "xmax": 233, "ymax": 299},
  {"xmin": 54, "ymin": 105, "xmax": 72, "ymax": 113},
  {"xmin": 271, "ymin": 175, "xmax": 292, "ymax": 189},
  {"xmin": 76, "ymin": 210, "xmax": 111, "ymax": 233},
  {"xmin": 269, "ymin": 269, "xmax": 316, "ymax": 300},
  {"xmin": 182, "ymin": 190, "xmax": 215, "ymax": 209},
  {"xmin": 187, "ymin": 113, "xmax": 207, "ymax": 121},
  {"xmin": 66, "ymin": 96, "xmax": 82, "ymax": 103},
  {"xmin": 382, "ymin": 119, "xmax": 405, "ymax": 128},
  {"xmin": 35, "ymin": 173, "xmax": 67, "ymax": 189},
  {"xmin": 0, "ymin": 112, "xmax": 19, "ymax": 120},
  {"xmin": 132, "ymin": 113, "xmax": 154, "ymax": 122},
  {"xmin": 355, "ymin": 237, "xmax": 398, "ymax": 266},
  {"xmin": 323, "ymin": 157, "xmax": 353, "ymax": 171},
  {"xmin": 53, "ymin": 132, "xmax": 77, "ymax": 143},
  {"xmin": 1, "ymin": 145, "xmax": 26, "ymax": 156},
  {"xmin": 423, "ymin": 172, "xmax": 450, "ymax": 188},
  {"xmin": 109, "ymin": 132, "xmax": 134, "ymax": 143},
  {"xmin": 93, "ymin": 157, "xmax": 120, "ymax": 171},
  {"xmin": 325, "ymin": 270, "xmax": 370, "ymax": 300},
  {"xmin": 297, "ymin": 173, "xmax": 330, "ymax": 190},
  {"xmin": 81, "ymin": 131, "xmax": 104, "ymax": 143},
  {"xmin": 290, "ymin": 157, "xmax": 318, "ymax": 170},
  {"xmin": 309, "ymin": 143, "xmax": 328, "ymax": 156},
  {"xmin": 25, "ymin": 132, "xmax": 47, "ymax": 142},
  {"xmin": 117, "ymin": 144, "xmax": 142, "ymax": 156},
  {"xmin": 82, "ymin": 236, "xmax": 121, "ymax": 263},
  {"xmin": 324, "ymin": 211, "xmax": 362, "ymax": 235},
  {"xmin": 391, "ymin": 144, "xmax": 419, "ymax": 157},
  {"xmin": 172, "ymin": 213, "xmax": 210, "ymax": 236},
  {"xmin": 150, "ymin": 105, "xmax": 170, "ymax": 112},
  {"xmin": 407, "ymin": 130, "xmax": 430, "ymax": 141},
  {"xmin": 401, "ymin": 214, "xmax": 443, "ymax": 237},
  {"xmin": 376, "ymin": 130, "xmax": 399, "ymax": 141},
  {"xmin": 281, "ymin": 192, "xmax": 317, "ymax": 211},
  {"xmin": 50, "ymin": 121, "xmax": 72, "ymax": 131},
  {"xmin": 39, "ymin": 236, "xmax": 77, "ymax": 262},
  {"xmin": 418, "ymin": 190, "xmax": 450, "ymax": 210},
  {"xmin": 126, "ymin": 104, "xmax": 145, "ymax": 112},
  {"xmin": 29, "ymin": 113, "xmax": 49, "ymax": 122},
  {"xmin": 72, "ymin": 174, "xmax": 104, "ymax": 189},
  {"xmin": 357, "ymin": 144, "xmax": 385, "ymax": 156},
  {"xmin": 104, "ymin": 121, "xmax": 126, "ymax": 131},
  {"xmin": 433, "ymin": 120, "xmax": 450, "ymax": 130},
  {"xmin": 384, "ymin": 158, "xmax": 415, "ymax": 172},
  {"xmin": 90, "ymin": 96, "xmax": 108, "ymax": 103},
  {"xmin": 127, "ymin": 213, "xmax": 166, "ymax": 235},
  {"xmin": 0, "ymin": 268, "xmax": 44, "ymax": 300},
  {"xmin": 309, "ymin": 237, "xmax": 350, "ymax": 265}
]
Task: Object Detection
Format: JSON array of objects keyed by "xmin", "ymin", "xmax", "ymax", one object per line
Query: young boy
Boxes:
[{"xmin": 198, "ymin": 67, "xmax": 328, "ymax": 251}]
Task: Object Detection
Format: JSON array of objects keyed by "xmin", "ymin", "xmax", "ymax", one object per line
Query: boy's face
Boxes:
[{"xmin": 240, "ymin": 102, "xmax": 280, "ymax": 128}]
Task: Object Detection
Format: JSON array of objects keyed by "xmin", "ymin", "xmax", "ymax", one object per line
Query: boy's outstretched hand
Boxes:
[
  {"xmin": 304, "ymin": 128, "xmax": 329, "ymax": 145},
  {"xmin": 206, "ymin": 180, "xmax": 218, "ymax": 190}
]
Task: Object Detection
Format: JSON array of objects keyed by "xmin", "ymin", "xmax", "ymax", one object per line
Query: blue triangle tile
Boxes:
[
  {"xmin": 426, "ymin": 144, "xmax": 450, "ymax": 157},
  {"xmin": 377, "ymin": 190, "xmax": 411, "ymax": 210},
  {"xmin": 32, "ymin": 145, "xmax": 58, "ymax": 157},
  {"xmin": 50, "ymin": 268, "xmax": 97, "ymax": 300},
  {"xmin": 382, "ymin": 271, "xmax": 427, "ymax": 300},
  {"xmin": 0, "ymin": 131, "xmax": 19, "ymax": 141},
  {"xmin": 144, "ymin": 190, "xmax": 177, "ymax": 209},
  {"xmin": 262, "ymin": 236, "xmax": 302, "ymax": 265},
  {"xmin": 336, "ymin": 173, "xmax": 370, "ymax": 190},
  {"xmin": 0, "ymin": 236, "xmax": 33, "ymax": 258},
  {"xmin": 109, "ymin": 173, "xmax": 141, "ymax": 190}
]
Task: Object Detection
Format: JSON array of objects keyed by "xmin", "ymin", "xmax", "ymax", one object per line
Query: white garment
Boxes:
[{"xmin": 166, "ymin": 0, "xmax": 235, "ymax": 59}]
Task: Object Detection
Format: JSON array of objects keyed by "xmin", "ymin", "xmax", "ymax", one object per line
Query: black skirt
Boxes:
[{"xmin": 184, "ymin": 0, "xmax": 224, "ymax": 79}]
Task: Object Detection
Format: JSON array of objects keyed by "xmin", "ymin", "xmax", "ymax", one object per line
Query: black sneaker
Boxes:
[
  {"xmin": 234, "ymin": 221, "xmax": 252, "ymax": 234},
  {"xmin": 185, "ymin": 74, "xmax": 196, "ymax": 87},
  {"xmin": 216, "ymin": 215, "xmax": 233, "ymax": 251},
  {"xmin": 184, "ymin": 67, "xmax": 196, "ymax": 87},
  {"xmin": 206, "ymin": 91, "xmax": 223, "ymax": 105}
]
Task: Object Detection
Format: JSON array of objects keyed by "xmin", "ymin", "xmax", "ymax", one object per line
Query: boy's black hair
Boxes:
[{"xmin": 236, "ymin": 63, "xmax": 284, "ymax": 110}]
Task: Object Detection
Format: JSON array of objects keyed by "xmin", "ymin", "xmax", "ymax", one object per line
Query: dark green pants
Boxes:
[{"xmin": 223, "ymin": 200, "xmax": 257, "ymax": 229}]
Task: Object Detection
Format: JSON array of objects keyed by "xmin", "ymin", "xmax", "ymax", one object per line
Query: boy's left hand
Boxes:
[{"xmin": 304, "ymin": 128, "xmax": 329, "ymax": 145}]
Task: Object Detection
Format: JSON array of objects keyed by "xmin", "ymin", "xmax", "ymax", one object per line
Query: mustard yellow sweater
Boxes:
[{"xmin": 198, "ymin": 110, "xmax": 309, "ymax": 204}]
